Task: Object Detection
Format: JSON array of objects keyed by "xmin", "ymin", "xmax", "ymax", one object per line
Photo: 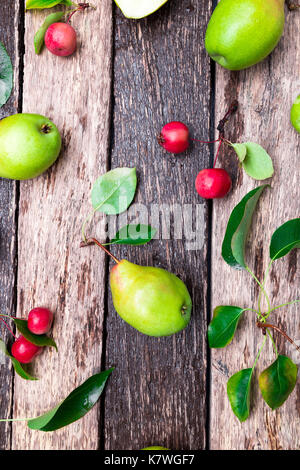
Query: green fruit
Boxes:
[
  {"xmin": 205, "ymin": 0, "xmax": 285, "ymax": 71},
  {"xmin": 0, "ymin": 113, "xmax": 61, "ymax": 180},
  {"xmin": 291, "ymin": 95, "xmax": 300, "ymax": 133},
  {"xmin": 110, "ymin": 259, "xmax": 192, "ymax": 337},
  {"xmin": 115, "ymin": 0, "xmax": 168, "ymax": 19},
  {"xmin": 142, "ymin": 447, "xmax": 169, "ymax": 450}
]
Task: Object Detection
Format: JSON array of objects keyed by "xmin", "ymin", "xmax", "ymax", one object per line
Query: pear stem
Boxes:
[
  {"xmin": 80, "ymin": 238, "xmax": 120, "ymax": 264},
  {"xmin": 256, "ymin": 321, "xmax": 300, "ymax": 353}
]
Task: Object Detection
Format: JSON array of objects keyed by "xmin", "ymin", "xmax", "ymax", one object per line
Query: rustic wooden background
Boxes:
[{"xmin": 0, "ymin": 0, "xmax": 299, "ymax": 450}]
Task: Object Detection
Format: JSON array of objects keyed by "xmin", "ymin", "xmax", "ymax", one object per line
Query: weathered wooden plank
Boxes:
[
  {"xmin": 12, "ymin": 2, "xmax": 113, "ymax": 449},
  {"xmin": 0, "ymin": 1, "xmax": 21, "ymax": 450},
  {"xmin": 104, "ymin": 1, "xmax": 212, "ymax": 450},
  {"xmin": 211, "ymin": 6, "xmax": 300, "ymax": 449}
]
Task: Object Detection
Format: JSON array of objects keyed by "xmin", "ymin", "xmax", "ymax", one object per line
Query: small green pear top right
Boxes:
[
  {"xmin": 205, "ymin": 0, "xmax": 285, "ymax": 71},
  {"xmin": 291, "ymin": 95, "xmax": 300, "ymax": 133}
]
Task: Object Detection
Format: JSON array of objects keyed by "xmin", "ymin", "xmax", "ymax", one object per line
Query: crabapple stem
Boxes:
[
  {"xmin": 191, "ymin": 138, "xmax": 221, "ymax": 144},
  {"xmin": 80, "ymin": 238, "xmax": 120, "ymax": 264},
  {"xmin": 0, "ymin": 317, "xmax": 16, "ymax": 339},
  {"xmin": 67, "ymin": 3, "xmax": 93, "ymax": 24},
  {"xmin": 212, "ymin": 139, "xmax": 223, "ymax": 168},
  {"xmin": 217, "ymin": 100, "xmax": 238, "ymax": 138}
]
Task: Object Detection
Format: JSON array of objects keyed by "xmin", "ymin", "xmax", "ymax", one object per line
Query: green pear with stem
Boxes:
[
  {"xmin": 205, "ymin": 0, "xmax": 285, "ymax": 71},
  {"xmin": 0, "ymin": 113, "xmax": 61, "ymax": 180},
  {"xmin": 81, "ymin": 238, "xmax": 192, "ymax": 337},
  {"xmin": 115, "ymin": 0, "xmax": 168, "ymax": 19}
]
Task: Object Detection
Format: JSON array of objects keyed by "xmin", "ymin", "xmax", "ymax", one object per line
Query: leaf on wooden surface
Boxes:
[
  {"xmin": 26, "ymin": 0, "xmax": 72, "ymax": 9},
  {"xmin": 208, "ymin": 306, "xmax": 245, "ymax": 348},
  {"xmin": 91, "ymin": 168, "xmax": 137, "ymax": 215},
  {"xmin": 241, "ymin": 143, "xmax": 274, "ymax": 180},
  {"xmin": 0, "ymin": 42, "xmax": 13, "ymax": 108},
  {"xmin": 259, "ymin": 355, "xmax": 298, "ymax": 410},
  {"xmin": 222, "ymin": 185, "xmax": 268, "ymax": 269},
  {"xmin": 231, "ymin": 143, "xmax": 247, "ymax": 163},
  {"xmin": 227, "ymin": 368, "xmax": 252, "ymax": 422},
  {"xmin": 269, "ymin": 218, "xmax": 300, "ymax": 261},
  {"xmin": 0, "ymin": 339, "xmax": 38, "ymax": 381},
  {"xmin": 34, "ymin": 11, "xmax": 66, "ymax": 54},
  {"xmin": 13, "ymin": 319, "xmax": 57, "ymax": 350},
  {"xmin": 108, "ymin": 224, "xmax": 157, "ymax": 246},
  {"xmin": 28, "ymin": 368, "xmax": 114, "ymax": 431}
]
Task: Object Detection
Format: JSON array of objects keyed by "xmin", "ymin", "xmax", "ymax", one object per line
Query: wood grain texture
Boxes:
[
  {"xmin": 210, "ymin": 5, "xmax": 300, "ymax": 449},
  {"xmin": 12, "ymin": 2, "xmax": 113, "ymax": 449},
  {"xmin": 103, "ymin": 0, "xmax": 212, "ymax": 450},
  {"xmin": 0, "ymin": 1, "xmax": 20, "ymax": 450}
]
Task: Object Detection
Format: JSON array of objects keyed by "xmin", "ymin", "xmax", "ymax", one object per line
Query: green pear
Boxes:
[
  {"xmin": 205, "ymin": 0, "xmax": 285, "ymax": 71},
  {"xmin": 0, "ymin": 113, "xmax": 61, "ymax": 180},
  {"xmin": 291, "ymin": 95, "xmax": 300, "ymax": 133},
  {"xmin": 110, "ymin": 259, "xmax": 192, "ymax": 336},
  {"xmin": 115, "ymin": 0, "xmax": 168, "ymax": 19}
]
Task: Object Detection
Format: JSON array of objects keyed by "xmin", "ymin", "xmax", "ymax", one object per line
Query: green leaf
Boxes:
[
  {"xmin": 26, "ymin": 0, "xmax": 72, "ymax": 9},
  {"xmin": 28, "ymin": 368, "xmax": 114, "ymax": 431},
  {"xmin": 34, "ymin": 11, "xmax": 65, "ymax": 54},
  {"xmin": 208, "ymin": 306, "xmax": 245, "ymax": 348},
  {"xmin": 91, "ymin": 168, "xmax": 137, "ymax": 216},
  {"xmin": 222, "ymin": 185, "xmax": 268, "ymax": 269},
  {"xmin": 269, "ymin": 218, "xmax": 300, "ymax": 261},
  {"xmin": 231, "ymin": 143, "xmax": 247, "ymax": 163},
  {"xmin": 0, "ymin": 339, "xmax": 38, "ymax": 381},
  {"xmin": 241, "ymin": 142, "xmax": 274, "ymax": 180},
  {"xmin": 109, "ymin": 224, "xmax": 157, "ymax": 246},
  {"xmin": 0, "ymin": 42, "xmax": 13, "ymax": 108},
  {"xmin": 259, "ymin": 355, "xmax": 298, "ymax": 410},
  {"xmin": 227, "ymin": 368, "xmax": 252, "ymax": 422},
  {"xmin": 13, "ymin": 319, "xmax": 57, "ymax": 350}
]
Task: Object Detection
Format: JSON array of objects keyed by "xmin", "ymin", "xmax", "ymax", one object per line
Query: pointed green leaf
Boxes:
[
  {"xmin": 208, "ymin": 306, "xmax": 245, "ymax": 348},
  {"xmin": 231, "ymin": 143, "xmax": 247, "ymax": 163},
  {"xmin": 222, "ymin": 185, "xmax": 268, "ymax": 268},
  {"xmin": 0, "ymin": 41, "xmax": 13, "ymax": 108},
  {"xmin": 26, "ymin": 0, "xmax": 72, "ymax": 9},
  {"xmin": 109, "ymin": 224, "xmax": 157, "ymax": 246},
  {"xmin": 259, "ymin": 355, "xmax": 298, "ymax": 410},
  {"xmin": 34, "ymin": 11, "xmax": 65, "ymax": 54},
  {"xmin": 0, "ymin": 339, "xmax": 38, "ymax": 381},
  {"xmin": 270, "ymin": 218, "xmax": 300, "ymax": 261},
  {"xmin": 227, "ymin": 368, "xmax": 252, "ymax": 422},
  {"xmin": 28, "ymin": 368, "xmax": 114, "ymax": 431},
  {"xmin": 91, "ymin": 168, "xmax": 137, "ymax": 216},
  {"xmin": 13, "ymin": 319, "xmax": 57, "ymax": 350},
  {"xmin": 241, "ymin": 142, "xmax": 274, "ymax": 180}
]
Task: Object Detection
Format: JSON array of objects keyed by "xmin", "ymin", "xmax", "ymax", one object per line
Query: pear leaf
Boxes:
[
  {"xmin": 227, "ymin": 368, "xmax": 252, "ymax": 422},
  {"xmin": 109, "ymin": 224, "xmax": 157, "ymax": 246},
  {"xmin": 0, "ymin": 42, "xmax": 13, "ymax": 108},
  {"xmin": 115, "ymin": 0, "xmax": 168, "ymax": 19},
  {"xmin": 208, "ymin": 306, "xmax": 245, "ymax": 348},
  {"xmin": 231, "ymin": 143, "xmax": 247, "ymax": 163},
  {"xmin": 269, "ymin": 218, "xmax": 300, "ymax": 261},
  {"xmin": 91, "ymin": 168, "xmax": 137, "ymax": 216},
  {"xmin": 34, "ymin": 11, "xmax": 66, "ymax": 54},
  {"xmin": 241, "ymin": 142, "xmax": 274, "ymax": 180},
  {"xmin": 28, "ymin": 368, "xmax": 114, "ymax": 431},
  {"xmin": 0, "ymin": 339, "xmax": 38, "ymax": 381},
  {"xmin": 222, "ymin": 185, "xmax": 268, "ymax": 269},
  {"xmin": 13, "ymin": 319, "xmax": 57, "ymax": 350},
  {"xmin": 259, "ymin": 355, "xmax": 298, "ymax": 410},
  {"xmin": 26, "ymin": 0, "xmax": 72, "ymax": 9}
]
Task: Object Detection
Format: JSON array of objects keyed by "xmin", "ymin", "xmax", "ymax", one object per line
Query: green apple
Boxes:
[
  {"xmin": 0, "ymin": 113, "xmax": 61, "ymax": 180},
  {"xmin": 291, "ymin": 95, "xmax": 300, "ymax": 133},
  {"xmin": 115, "ymin": 0, "xmax": 168, "ymax": 19},
  {"xmin": 142, "ymin": 447, "xmax": 169, "ymax": 450},
  {"xmin": 205, "ymin": 0, "xmax": 285, "ymax": 71}
]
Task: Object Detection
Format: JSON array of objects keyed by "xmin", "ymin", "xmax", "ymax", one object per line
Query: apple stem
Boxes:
[
  {"xmin": 257, "ymin": 321, "xmax": 300, "ymax": 353},
  {"xmin": 212, "ymin": 139, "xmax": 223, "ymax": 168},
  {"xmin": 80, "ymin": 238, "xmax": 120, "ymax": 264},
  {"xmin": 0, "ymin": 317, "xmax": 16, "ymax": 339},
  {"xmin": 67, "ymin": 3, "xmax": 94, "ymax": 24},
  {"xmin": 210, "ymin": 100, "xmax": 238, "ymax": 168}
]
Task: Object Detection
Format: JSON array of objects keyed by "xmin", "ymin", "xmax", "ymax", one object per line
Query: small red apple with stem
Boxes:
[{"xmin": 11, "ymin": 336, "xmax": 43, "ymax": 364}]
